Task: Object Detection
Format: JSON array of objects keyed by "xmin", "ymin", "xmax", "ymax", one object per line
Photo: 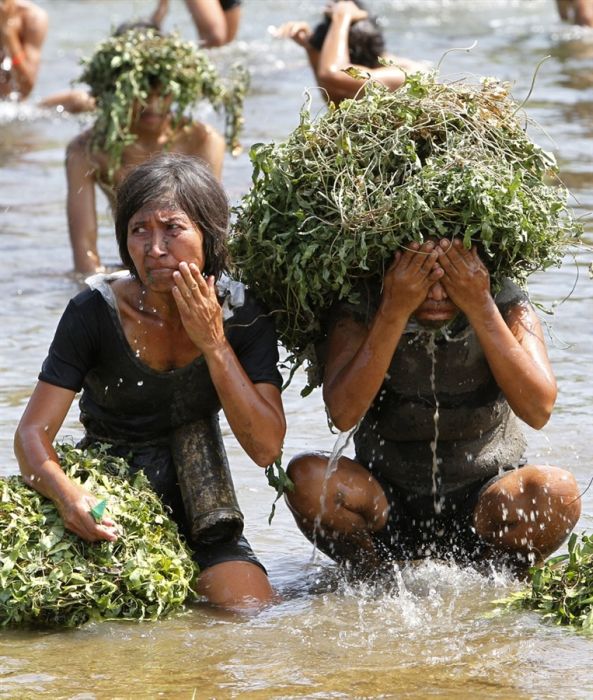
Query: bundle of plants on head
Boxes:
[
  {"xmin": 0, "ymin": 443, "xmax": 197, "ymax": 628},
  {"xmin": 79, "ymin": 28, "xmax": 249, "ymax": 178},
  {"xmin": 230, "ymin": 71, "xmax": 582, "ymax": 391},
  {"xmin": 496, "ymin": 532, "xmax": 593, "ymax": 632}
]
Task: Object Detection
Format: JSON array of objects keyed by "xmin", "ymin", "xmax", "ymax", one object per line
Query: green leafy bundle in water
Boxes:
[
  {"xmin": 230, "ymin": 72, "xmax": 582, "ymax": 388},
  {"xmin": 0, "ymin": 443, "xmax": 196, "ymax": 628},
  {"xmin": 79, "ymin": 28, "xmax": 249, "ymax": 176},
  {"xmin": 497, "ymin": 532, "xmax": 593, "ymax": 631}
]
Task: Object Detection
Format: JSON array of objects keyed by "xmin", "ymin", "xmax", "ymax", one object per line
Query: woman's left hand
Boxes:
[
  {"xmin": 172, "ymin": 261, "xmax": 226, "ymax": 355},
  {"xmin": 437, "ymin": 238, "xmax": 492, "ymax": 317}
]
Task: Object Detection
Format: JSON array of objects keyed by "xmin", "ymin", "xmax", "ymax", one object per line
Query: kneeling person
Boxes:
[{"xmin": 286, "ymin": 238, "xmax": 580, "ymax": 573}]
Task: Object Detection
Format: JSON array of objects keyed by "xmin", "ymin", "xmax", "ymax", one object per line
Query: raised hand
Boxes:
[
  {"xmin": 381, "ymin": 240, "xmax": 443, "ymax": 320},
  {"xmin": 436, "ymin": 238, "xmax": 491, "ymax": 317},
  {"xmin": 172, "ymin": 261, "xmax": 226, "ymax": 355}
]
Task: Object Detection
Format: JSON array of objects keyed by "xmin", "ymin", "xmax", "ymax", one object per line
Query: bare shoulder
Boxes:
[
  {"xmin": 66, "ymin": 129, "xmax": 93, "ymax": 162},
  {"xmin": 66, "ymin": 129, "xmax": 104, "ymax": 177},
  {"xmin": 173, "ymin": 120, "xmax": 223, "ymax": 154},
  {"xmin": 110, "ymin": 274, "xmax": 137, "ymax": 307}
]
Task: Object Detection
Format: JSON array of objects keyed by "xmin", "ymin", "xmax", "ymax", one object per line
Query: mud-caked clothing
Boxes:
[{"xmin": 335, "ymin": 279, "xmax": 530, "ymax": 560}]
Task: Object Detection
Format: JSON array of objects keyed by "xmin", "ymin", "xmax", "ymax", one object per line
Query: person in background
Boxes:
[
  {"xmin": 152, "ymin": 0, "xmax": 241, "ymax": 47},
  {"xmin": 65, "ymin": 28, "xmax": 231, "ymax": 275},
  {"xmin": 15, "ymin": 154, "xmax": 286, "ymax": 610},
  {"xmin": 39, "ymin": 20, "xmax": 160, "ymax": 115},
  {"xmin": 0, "ymin": 0, "xmax": 47, "ymax": 100},
  {"xmin": 285, "ymin": 238, "xmax": 581, "ymax": 576},
  {"xmin": 275, "ymin": 0, "xmax": 426, "ymax": 105},
  {"xmin": 556, "ymin": 0, "xmax": 593, "ymax": 26}
]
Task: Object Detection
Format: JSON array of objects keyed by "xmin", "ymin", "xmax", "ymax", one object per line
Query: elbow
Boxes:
[
  {"xmin": 330, "ymin": 415, "xmax": 357, "ymax": 433},
  {"xmin": 323, "ymin": 387, "xmax": 360, "ymax": 433},
  {"xmin": 254, "ymin": 443, "xmax": 283, "ymax": 469},
  {"xmin": 521, "ymin": 389, "xmax": 557, "ymax": 430},
  {"xmin": 253, "ymin": 422, "xmax": 286, "ymax": 468},
  {"xmin": 525, "ymin": 403, "xmax": 554, "ymax": 430},
  {"xmin": 326, "ymin": 403, "xmax": 358, "ymax": 433}
]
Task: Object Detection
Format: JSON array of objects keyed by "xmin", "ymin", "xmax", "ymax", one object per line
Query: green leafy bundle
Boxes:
[
  {"xmin": 498, "ymin": 532, "xmax": 593, "ymax": 631},
  {"xmin": 79, "ymin": 28, "xmax": 249, "ymax": 176},
  {"xmin": 230, "ymin": 72, "xmax": 582, "ymax": 386},
  {"xmin": 0, "ymin": 443, "xmax": 196, "ymax": 628}
]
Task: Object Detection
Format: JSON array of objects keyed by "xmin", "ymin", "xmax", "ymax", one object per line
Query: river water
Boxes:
[{"xmin": 1, "ymin": 0, "xmax": 592, "ymax": 697}]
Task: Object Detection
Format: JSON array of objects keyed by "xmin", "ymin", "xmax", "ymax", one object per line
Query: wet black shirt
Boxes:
[{"xmin": 39, "ymin": 279, "xmax": 282, "ymax": 446}]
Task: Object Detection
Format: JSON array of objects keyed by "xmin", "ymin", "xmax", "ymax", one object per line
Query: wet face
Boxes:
[
  {"xmin": 127, "ymin": 201, "xmax": 205, "ymax": 292},
  {"xmin": 131, "ymin": 88, "xmax": 173, "ymax": 132},
  {"xmin": 412, "ymin": 279, "xmax": 459, "ymax": 329}
]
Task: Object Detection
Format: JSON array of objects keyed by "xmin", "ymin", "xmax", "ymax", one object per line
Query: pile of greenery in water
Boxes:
[
  {"xmin": 230, "ymin": 71, "xmax": 582, "ymax": 389},
  {"xmin": 0, "ymin": 443, "xmax": 196, "ymax": 628},
  {"xmin": 497, "ymin": 532, "xmax": 593, "ymax": 631},
  {"xmin": 79, "ymin": 28, "xmax": 249, "ymax": 178}
]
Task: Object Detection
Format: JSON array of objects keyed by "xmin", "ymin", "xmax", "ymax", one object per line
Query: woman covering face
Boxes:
[{"xmin": 15, "ymin": 154, "xmax": 286, "ymax": 610}]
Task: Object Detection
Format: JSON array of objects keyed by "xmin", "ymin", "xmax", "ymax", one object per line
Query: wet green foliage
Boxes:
[
  {"xmin": 79, "ymin": 28, "xmax": 249, "ymax": 178},
  {"xmin": 230, "ymin": 72, "xmax": 582, "ymax": 388},
  {"xmin": 498, "ymin": 532, "xmax": 593, "ymax": 631},
  {"xmin": 265, "ymin": 457, "xmax": 294, "ymax": 524},
  {"xmin": 0, "ymin": 443, "xmax": 197, "ymax": 628}
]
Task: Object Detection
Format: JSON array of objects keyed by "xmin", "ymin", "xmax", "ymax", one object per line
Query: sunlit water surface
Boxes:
[{"xmin": 1, "ymin": 1, "xmax": 592, "ymax": 697}]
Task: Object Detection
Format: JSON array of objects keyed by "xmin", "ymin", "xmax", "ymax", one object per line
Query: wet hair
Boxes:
[
  {"xmin": 308, "ymin": 1, "xmax": 385, "ymax": 69},
  {"xmin": 115, "ymin": 153, "xmax": 230, "ymax": 280}
]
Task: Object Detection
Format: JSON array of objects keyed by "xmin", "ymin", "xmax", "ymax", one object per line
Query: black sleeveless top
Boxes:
[{"xmin": 342, "ymin": 279, "xmax": 530, "ymax": 495}]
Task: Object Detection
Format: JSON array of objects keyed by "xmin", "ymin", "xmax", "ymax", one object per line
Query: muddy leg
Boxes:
[
  {"xmin": 473, "ymin": 464, "xmax": 581, "ymax": 564},
  {"xmin": 286, "ymin": 452, "xmax": 390, "ymax": 574}
]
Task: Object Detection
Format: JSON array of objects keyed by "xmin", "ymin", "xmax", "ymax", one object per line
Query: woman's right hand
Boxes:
[
  {"xmin": 56, "ymin": 484, "xmax": 119, "ymax": 543},
  {"xmin": 381, "ymin": 240, "xmax": 443, "ymax": 320}
]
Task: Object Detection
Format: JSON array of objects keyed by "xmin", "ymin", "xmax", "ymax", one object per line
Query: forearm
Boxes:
[
  {"xmin": 325, "ymin": 309, "xmax": 409, "ymax": 431},
  {"xmin": 317, "ymin": 14, "xmax": 352, "ymax": 80},
  {"xmin": 468, "ymin": 300, "xmax": 557, "ymax": 428},
  {"xmin": 14, "ymin": 423, "xmax": 77, "ymax": 506},
  {"xmin": 204, "ymin": 342, "xmax": 285, "ymax": 466}
]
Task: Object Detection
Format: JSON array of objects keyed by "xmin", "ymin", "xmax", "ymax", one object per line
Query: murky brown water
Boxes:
[{"xmin": 1, "ymin": 1, "xmax": 592, "ymax": 697}]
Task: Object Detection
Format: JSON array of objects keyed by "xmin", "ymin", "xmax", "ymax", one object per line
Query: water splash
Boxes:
[{"xmin": 310, "ymin": 424, "xmax": 360, "ymax": 560}]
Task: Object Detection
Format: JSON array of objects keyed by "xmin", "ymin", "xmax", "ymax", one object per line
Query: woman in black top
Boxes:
[{"xmin": 15, "ymin": 153, "xmax": 286, "ymax": 610}]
